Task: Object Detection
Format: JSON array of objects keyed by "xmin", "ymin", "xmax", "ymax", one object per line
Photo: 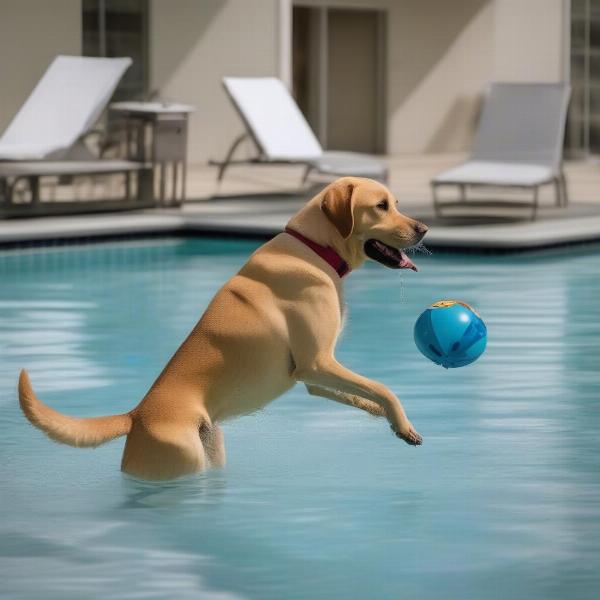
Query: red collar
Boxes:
[{"xmin": 284, "ymin": 227, "xmax": 350, "ymax": 278}]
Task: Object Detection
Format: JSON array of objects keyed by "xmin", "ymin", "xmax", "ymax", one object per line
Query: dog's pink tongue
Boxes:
[{"xmin": 399, "ymin": 251, "xmax": 417, "ymax": 271}]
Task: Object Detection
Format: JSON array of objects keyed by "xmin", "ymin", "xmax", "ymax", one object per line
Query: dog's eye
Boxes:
[{"xmin": 376, "ymin": 199, "xmax": 389, "ymax": 211}]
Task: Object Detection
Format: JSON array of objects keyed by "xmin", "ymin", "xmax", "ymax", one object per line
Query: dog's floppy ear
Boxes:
[{"xmin": 321, "ymin": 181, "xmax": 356, "ymax": 239}]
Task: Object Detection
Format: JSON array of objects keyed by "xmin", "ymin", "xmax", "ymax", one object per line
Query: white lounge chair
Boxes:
[
  {"xmin": 431, "ymin": 83, "xmax": 571, "ymax": 220},
  {"xmin": 0, "ymin": 55, "xmax": 153, "ymax": 216},
  {"xmin": 0, "ymin": 55, "xmax": 132, "ymax": 160},
  {"xmin": 213, "ymin": 77, "xmax": 387, "ymax": 185}
]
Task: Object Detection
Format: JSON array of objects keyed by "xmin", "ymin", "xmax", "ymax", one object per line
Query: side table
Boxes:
[{"xmin": 109, "ymin": 102, "xmax": 195, "ymax": 206}]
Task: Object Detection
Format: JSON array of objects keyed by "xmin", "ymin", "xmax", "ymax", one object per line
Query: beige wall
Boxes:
[
  {"xmin": 493, "ymin": 0, "xmax": 568, "ymax": 82},
  {"xmin": 387, "ymin": 0, "xmax": 494, "ymax": 154},
  {"xmin": 294, "ymin": 0, "xmax": 496, "ymax": 154},
  {"xmin": 150, "ymin": 0, "xmax": 280, "ymax": 163},
  {"xmin": 380, "ymin": 0, "xmax": 566, "ymax": 154},
  {"xmin": 291, "ymin": 0, "xmax": 568, "ymax": 154},
  {"xmin": 0, "ymin": 0, "xmax": 82, "ymax": 134},
  {"xmin": 388, "ymin": 0, "xmax": 568, "ymax": 153},
  {"xmin": 0, "ymin": 0, "xmax": 569, "ymax": 161}
]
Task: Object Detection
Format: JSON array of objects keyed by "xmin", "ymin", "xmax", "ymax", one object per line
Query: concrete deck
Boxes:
[{"xmin": 2, "ymin": 154, "xmax": 600, "ymax": 251}]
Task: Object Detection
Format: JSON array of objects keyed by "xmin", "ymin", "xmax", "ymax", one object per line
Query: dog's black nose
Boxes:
[{"xmin": 413, "ymin": 221, "xmax": 428, "ymax": 236}]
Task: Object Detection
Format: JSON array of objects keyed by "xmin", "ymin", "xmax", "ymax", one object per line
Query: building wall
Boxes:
[
  {"xmin": 386, "ymin": 0, "xmax": 494, "ymax": 154},
  {"xmin": 493, "ymin": 0, "xmax": 568, "ymax": 82},
  {"xmin": 0, "ymin": 0, "xmax": 569, "ymax": 162},
  {"xmin": 293, "ymin": 0, "xmax": 568, "ymax": 155},
  {"xmin": 0, "ymin": 0, "xmax": 82, "ymax": 135},
  {"xmin": 150, "ymin": 0, "xmax": 281, "ymax": 163}
]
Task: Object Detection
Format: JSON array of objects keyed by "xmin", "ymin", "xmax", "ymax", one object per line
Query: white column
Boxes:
[{"xmin": 278, "ymin": 0, "xmax": 293, "ymax": 89}]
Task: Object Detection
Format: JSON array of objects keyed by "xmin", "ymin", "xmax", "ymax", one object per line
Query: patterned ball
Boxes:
[{"xmin": 414, "ymin": 300, "xmax": 487, "ymax": 369}]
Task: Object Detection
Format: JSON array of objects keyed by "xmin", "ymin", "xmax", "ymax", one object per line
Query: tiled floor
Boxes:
[
  {"xmin": 186, "ymin": 152, "xmax": 600, "ymax": 206},
  {"xmin": 2, "ymin": 154, "xmax": 600, "ymax": 250}
]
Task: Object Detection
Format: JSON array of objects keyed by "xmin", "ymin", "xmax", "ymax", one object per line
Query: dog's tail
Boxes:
[{"xmin": 18, "ymin": 369, "xmax": 132, "ymax": 448}]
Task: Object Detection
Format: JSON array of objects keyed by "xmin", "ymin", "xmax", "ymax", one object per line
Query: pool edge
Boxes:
[{"xmin": 2, "ymin": 211, "xmax": 600, "ymax": 254}]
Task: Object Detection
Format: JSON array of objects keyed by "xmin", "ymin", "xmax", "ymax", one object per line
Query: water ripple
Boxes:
[{"xmin": 1, "ymin": 239, "xmax": 599, "ymax": 599}]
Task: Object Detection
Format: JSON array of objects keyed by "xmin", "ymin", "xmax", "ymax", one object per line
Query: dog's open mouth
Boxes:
[{"xmin": 364, "ymin": 239, "xmax": 418, "ymax": 271}]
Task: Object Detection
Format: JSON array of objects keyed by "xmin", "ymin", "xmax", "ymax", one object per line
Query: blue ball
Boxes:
[{"xmin": 414, "ymin": 300, "xmax": 487, "ymax": 369}]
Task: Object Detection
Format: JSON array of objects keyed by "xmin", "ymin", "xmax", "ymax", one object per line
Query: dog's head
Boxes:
[{"xmin": 321, "ymin": 177, "xmax": 428, "ymax": 271}]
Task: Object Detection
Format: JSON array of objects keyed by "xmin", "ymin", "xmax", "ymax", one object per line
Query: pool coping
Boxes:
[{"xmin": 2, "ymin": 209, "xmax": 600, "ymax": 252}]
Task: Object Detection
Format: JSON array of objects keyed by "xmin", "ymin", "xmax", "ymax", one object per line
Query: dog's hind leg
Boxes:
[
  {"xmin": 200, "ymin": 422, "xmax": 226, "ymax": 468},
  {"xmin": 121, "ymin": 422, "xmax": 207, "ymax": 481}
]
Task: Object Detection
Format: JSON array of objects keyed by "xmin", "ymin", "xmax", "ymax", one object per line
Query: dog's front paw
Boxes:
[{"xmin": 391, "ymin": 422, "xmax": 423, "ymax": 446}]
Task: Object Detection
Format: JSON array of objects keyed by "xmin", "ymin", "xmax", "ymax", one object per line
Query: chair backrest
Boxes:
[
  {"xmin": 471, "ymin": 82, "xmax": 571, "ymax": 169},
  {"xmin": 223, "ymin": 77, "xmax": 323, "ymax": 161},
  {"xmin": 0, "ymin": 55, "xmax": 132, "ymax": 159}
]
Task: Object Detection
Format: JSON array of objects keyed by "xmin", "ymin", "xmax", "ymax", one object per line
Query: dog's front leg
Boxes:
[
  {"xmin": 295, "ymin": 357, "xmax": 422, "ymax": 445},
  {"xmin": 305, "ymin": 384, "xmax": 385, "ymax": 417}
]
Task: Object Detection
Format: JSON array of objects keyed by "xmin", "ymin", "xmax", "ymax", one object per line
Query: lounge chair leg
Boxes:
[
  {"xmin": 139, "ymin": 168, "xmax": 153, "ymax": 205},
  {"xmin": 553, "ymin": 177, "xmax": 561, "ymax": 207},
  {"xmin": 6, "ymin": 179, "xmax": 15, "ymax": 205},
  {"xmin": 459, "ymin": 184, "xmax": 466, "ymax": 202},
  {"xmin": 181, "ymin": 159, "xmax": 187, "ymax": 202},
  {"xmin": 301, "ymin": 165, "xmax": 314, "ymax": 186},
  {"xmin": 0, "ymin": 178, "xmax": 7, "ymax": 204},
  {"xmin": 126, "ymin": 171, "xmax": 132, "ymax": 201},
  {"xmin": 560, "ymin": 171, "xmax": 568, "ymax": 206},
  {"xmin": 172, "ymin": 161, "xmax": 178, "ymax": 206},
  {"xmin": 32, "ymin": 177, "xmax": 40, "ymax": 205},
  {"xmin": 531, "ymin": 186, "xmax": 539, "ymax": 221},
  {"xmin": 216, "ymin": 133, "xmax": 249, "ymax": 183},
  {"xmin": 160, "ymin": 163, "xmax": 166, "ymax": 205},
  {"xmin": 432, "ymin": 183, "xmax": 442, "ymax": 217}
]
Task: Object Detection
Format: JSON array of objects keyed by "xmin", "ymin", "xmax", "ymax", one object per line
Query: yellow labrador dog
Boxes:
[{"xmin": 19, "ymin": 177, "xmax": 428, "ymax": 481}]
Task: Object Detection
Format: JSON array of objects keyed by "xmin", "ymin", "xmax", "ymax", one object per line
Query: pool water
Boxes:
[{"xmin": 1, "ymin": 237, "xmax": 599, "ymax": 600}]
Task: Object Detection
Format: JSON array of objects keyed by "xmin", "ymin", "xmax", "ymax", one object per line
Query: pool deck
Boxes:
[{"xmin": 2, "ymin": 154, "xmax": 600, "ymax": 251}]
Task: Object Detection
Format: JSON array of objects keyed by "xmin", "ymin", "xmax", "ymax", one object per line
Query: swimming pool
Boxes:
[{"xmin": 1, "ymin": 237, "xmax": 599, "ymax": 599}]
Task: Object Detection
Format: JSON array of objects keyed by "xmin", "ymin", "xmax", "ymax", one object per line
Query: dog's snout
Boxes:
[{"xmin": 413, "ymin": 221, "xmax": 428, "ymax": 236}]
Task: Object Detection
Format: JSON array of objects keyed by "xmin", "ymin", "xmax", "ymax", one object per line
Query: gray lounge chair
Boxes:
[
  {"xmin": 431, "ymin": 83, "xmax": 571, "ymax": 220},
  {"xmin": 0, "ymin": 55, "xmax": 152, "ymax": 217},
  {"xmin": 213, "ymin": 77, "xmax": 387, "ymax": 185}
]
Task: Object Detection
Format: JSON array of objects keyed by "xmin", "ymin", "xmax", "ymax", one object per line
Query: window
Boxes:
[
  {"xmin": 568, "ymin": 0, "xmax": 600, "ymax": 155},
  {"xmin": 82, "ymin": 0, "xmax": 149, "ymax": 101}
]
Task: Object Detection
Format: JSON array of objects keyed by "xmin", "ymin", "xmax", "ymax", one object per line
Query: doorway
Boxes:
[{"xmin": 292, "ymin": 5, "xmax": 386, "ymax": 154}]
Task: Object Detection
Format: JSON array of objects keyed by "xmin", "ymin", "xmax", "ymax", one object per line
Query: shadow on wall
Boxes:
[
  {"xmin": 150, "ymin": 0, "xmax": 224, "ymax": 101},
  {"xmin": 389, "ymin": 0, "xmax": 491, "ymax": 153},
  {"xmin": 426, "ymin": 94, "xmax": 484, "ymax": 153},
  {"xmin": 149, "ymin": 0, "xmax": 280, "ymax": 162}
]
